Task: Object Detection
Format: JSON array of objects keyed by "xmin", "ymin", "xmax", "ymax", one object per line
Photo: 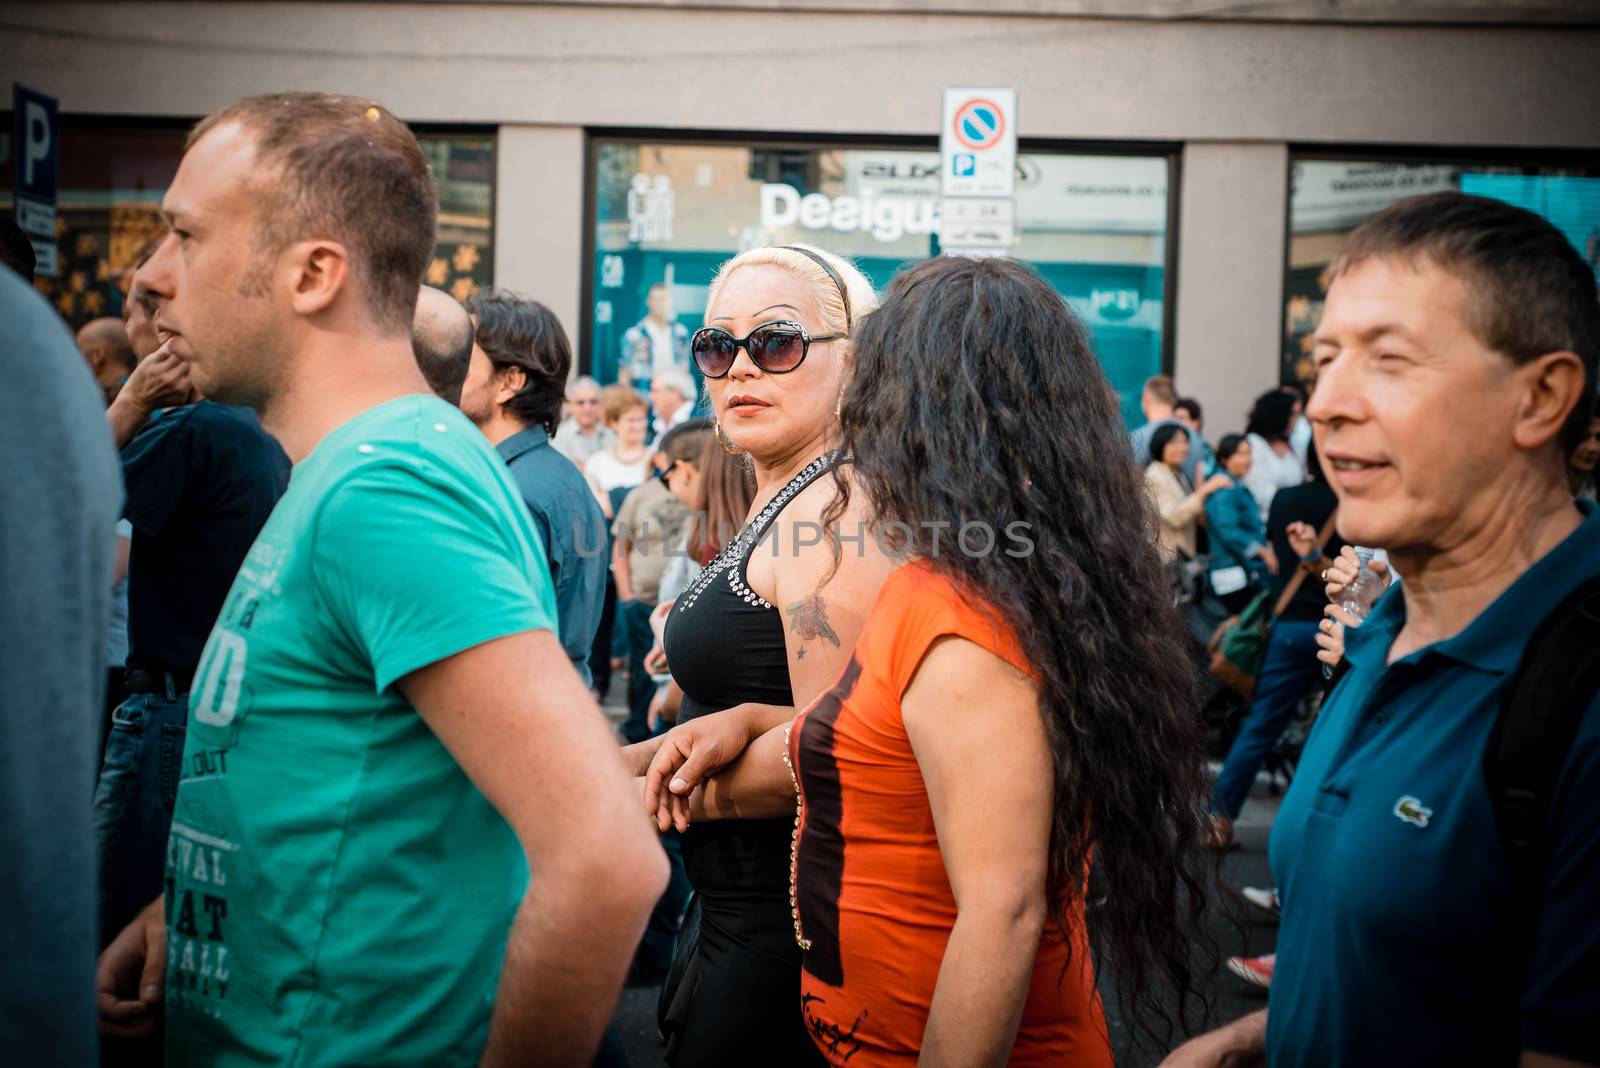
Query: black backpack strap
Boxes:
[{"xmin": 1483, "ymin": 575, "xmax": 1600, "ymax": 969}]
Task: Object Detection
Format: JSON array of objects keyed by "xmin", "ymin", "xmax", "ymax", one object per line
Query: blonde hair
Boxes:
[
  {"xmin": 703, "ymin": 244, "xmax": 878, "ymax": 339},
  {"xmin": 600, "ymin": 384, "xmax": 647, "ymax": 426}
]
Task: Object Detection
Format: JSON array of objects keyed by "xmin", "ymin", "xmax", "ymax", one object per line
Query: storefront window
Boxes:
[
  {"xmin": 1, "ymin": 122, "xmax": 495, "ymax": 328},
  {"xmin": 588, "ymin": 140, "xmax": 1171, "ymax": 426},
  {"xmin": 1284, "ymin": 158, "xmax": 1600, "ymax": 386}
]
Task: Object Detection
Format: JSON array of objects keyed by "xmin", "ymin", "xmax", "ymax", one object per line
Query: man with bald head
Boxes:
[
  {"xmin": 76, "ymin": 317, "xmax": 137, "ymax": 403},
  {"xmin": 411, "ymin": 284, "xmax": 472, "ymax": 405}
]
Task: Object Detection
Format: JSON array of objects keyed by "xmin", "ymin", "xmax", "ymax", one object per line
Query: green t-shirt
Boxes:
[{"xmin": 163, "ymin": 396, "xmax": 557, "ymax": 1067}]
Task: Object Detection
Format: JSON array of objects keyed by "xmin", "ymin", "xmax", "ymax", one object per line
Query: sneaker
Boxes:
[
  {"xmin": 1227, "ymin": 953, "xmax": 1275, "ymax": 988},
  {"xmin": 1242, "ymin": 886, "xmax": 1281, "ymax": 917}
]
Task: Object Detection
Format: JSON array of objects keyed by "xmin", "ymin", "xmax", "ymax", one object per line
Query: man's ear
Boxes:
[
  {"xmin": 497, "ymin": 365, "xmax": 527, "ymax": 405},
  {"xmin": 285, "ymin": 239, "xmax": 351, "ymax": 318},
  {"xmin": 1511, "ymin": 350, "xmax": 1586, "ymax": 452}
]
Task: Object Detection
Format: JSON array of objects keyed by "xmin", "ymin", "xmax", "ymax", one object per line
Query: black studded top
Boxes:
[{"xmin": 663, "ymin": 452, "xmax": 840, "ymax": 902}]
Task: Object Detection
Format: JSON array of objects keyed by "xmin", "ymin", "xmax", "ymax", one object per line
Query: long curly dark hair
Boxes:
[{"xmin": 823, "ymin": 256, "xmax": 1217, "ymax": 1051}]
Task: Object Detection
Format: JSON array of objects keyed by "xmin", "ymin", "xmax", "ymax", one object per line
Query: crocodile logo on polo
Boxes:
[{"xmin": 1393, "ymin": 795, "xmax": 1433, "ymax": 828}]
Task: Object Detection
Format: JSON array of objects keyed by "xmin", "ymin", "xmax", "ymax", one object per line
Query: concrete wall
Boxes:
[
  {"xmin": 1175, "ymin": 144, "xmax": 1291, "ymax": 438},
  {"xmin": 493, "ymin": 125, "xmax": 587, "ymax": 352},
  {"xmin": 3, "ymin": 4, "xmax": 1596, "ymax": 146},
  {"xmin": 514, "ymin": 0, "xmax": 1600, "ymax": 21}
]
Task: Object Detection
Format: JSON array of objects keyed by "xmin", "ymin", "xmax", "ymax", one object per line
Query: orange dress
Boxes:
[{"xmin": 788, "ymin": 562, "xmax": 1113, "ymax": 1067}]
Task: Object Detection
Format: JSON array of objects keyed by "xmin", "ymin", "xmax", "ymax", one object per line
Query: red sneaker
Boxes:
[{"xmin": 1227, "ymin": 953, "xmax": 1275, "ymax": 988}]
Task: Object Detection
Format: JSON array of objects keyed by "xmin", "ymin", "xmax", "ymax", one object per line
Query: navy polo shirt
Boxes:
[
  {"xmin": 1268, "ymin": 500, "xmax": 1600, "ymax": 1067},
  {"xmin": 496, "ymin": 425, "xmax": 607, "ymax": 686}
]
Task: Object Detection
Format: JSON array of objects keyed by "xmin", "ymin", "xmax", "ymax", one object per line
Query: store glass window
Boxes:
[
  {"xmin": 1, "ymin": 122, "xmax": 495, "ymax": 328},
  {"xmin": 588, "ymin": 141, "xmax": 1172, "ymax": 426},
  {"xmin": 1284, "ymin": 158, "xmax": 1600, "ymax": 386}
]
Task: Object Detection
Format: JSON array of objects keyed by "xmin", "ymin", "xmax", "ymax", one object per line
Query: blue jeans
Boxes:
[
  {"xmin": 93, "ymin": 690, "xmax": 188, "ymax": 947},
  {"xmin": 620, "ymin": 598, "xmax": 658, "ymax": 745},
  {"xmin": 1210, "ymin": 620, "xmax": 1321, "ymax": 821}
]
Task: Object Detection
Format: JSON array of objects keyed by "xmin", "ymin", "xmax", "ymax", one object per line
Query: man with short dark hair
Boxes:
[
  {"xmin": 76, "ymin": 317, "xmax": 138, "ymax": 402},
  {"xmin": 94, "ymin": 93, "xmax": 665, "ymax": 1068},
  {"xmin": 461, "ymin": 288, "xmax": 607, "ymax": 684},
  {"xmin": 1174, "ymin": 396, "xmax": 1217, "ymax": 475},
  {"xmin": 410, "ymin": 284, "xmax": 473, "ymax": 404},
  {"xmin": 1130, "ymin": 373, "xmax": 1203, "ymax": 481},
  {"xmin": 1168, "ymin": 192, "xmax": 1600, "ymax": 1068}
]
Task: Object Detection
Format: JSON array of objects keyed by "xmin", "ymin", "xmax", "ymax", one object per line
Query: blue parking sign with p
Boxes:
[
  {"xmin": 954, "ymin": 153, "xmax": 976, "ymax": 177},
  {"xmin": 13, "ymin": 84, "xmax": 59, "ymax": 204}
]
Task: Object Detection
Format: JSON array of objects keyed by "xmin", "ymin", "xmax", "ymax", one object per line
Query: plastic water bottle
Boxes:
[{"xmin": 1322, "ymin": 547, "xmax": 1378, "ymax": 679}]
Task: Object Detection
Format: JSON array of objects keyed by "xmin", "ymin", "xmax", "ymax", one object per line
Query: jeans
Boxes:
[
  {"xmin": 93, "ymin": 690, "xmax": 188, "ymax": 948},
  {"xmin": 620, "ymin": 598, "xmax": 658, "ymax": 745},
  {"xmin": 1210, "ymin": 620, "xmax": 1321, "ymax": 821}
]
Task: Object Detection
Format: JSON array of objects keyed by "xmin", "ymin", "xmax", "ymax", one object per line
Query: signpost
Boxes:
[
  {"xmin": 12, "ymin": 83, "xmax": 60, "ymax": 278},
  {"xmin": 940, "ymin": 87, "xmax": 1017, "ymax": 257}
]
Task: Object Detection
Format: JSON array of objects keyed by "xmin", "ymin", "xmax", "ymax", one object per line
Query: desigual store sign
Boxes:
[
  {"xmin": 754, "ymin": 151, "xmax": 1169, "ymax": 245},
  {"xmin": 588, "ymin": 139, "xmax": 1174, "ymax": 424}
]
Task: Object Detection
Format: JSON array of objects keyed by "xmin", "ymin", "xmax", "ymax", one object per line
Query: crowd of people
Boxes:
[{"xmin": 2, "ymin": 89, "xmax": 1597, "ymax": 1068}]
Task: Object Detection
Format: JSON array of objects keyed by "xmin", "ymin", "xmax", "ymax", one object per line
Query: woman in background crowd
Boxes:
[
  {"xmin": 1241, "ymin": 389, "xmax": 1306, "ymax": 521},
  {"xmin": 646, "ymin": 257, "xmax": 1215, "ymax": 1067},
  {"xmin": 584, "ymin": 384, "xmax": 652, "ymax": 519},
  {"xmin": 1145, "ymin": 422, "xmax": 1232, "ymax": 594},
  {"xmin": 1206, "ymin": 433, "xmax": 1277, "ymax": 613},
  {"xmin": 583, "ymin": 385, "xmax": 652, "ymax": 698},
  {"xmin": 648, "ymin": 435, "xmax": 758, "ymax": 730}
]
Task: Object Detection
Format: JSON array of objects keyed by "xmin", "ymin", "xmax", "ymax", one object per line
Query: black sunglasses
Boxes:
[{"xmin": 690, "ymin": 320, "xmax": 843, "ymax": 379}]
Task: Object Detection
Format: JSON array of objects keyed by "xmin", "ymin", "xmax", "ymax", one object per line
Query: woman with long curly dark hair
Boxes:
[{"xmin": 645, "ymin": 255, "xmax": 1215, "ymax": 1064}]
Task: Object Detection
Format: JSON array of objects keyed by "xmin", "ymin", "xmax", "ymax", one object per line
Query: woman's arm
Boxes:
[
  {"xmin": 679, "ymin": 721, "xmax": 799, "ymax": 828},
  {"xmin": 644, "ymin": 703, "xmax": 795, "ymax": 825},
  {"xmin": 904, "ymin": 636, "xmax": 1053, "ymax": 1068}
]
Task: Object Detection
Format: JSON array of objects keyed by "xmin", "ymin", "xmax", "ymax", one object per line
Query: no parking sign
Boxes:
[{"xmin": 941, "ymin": 87, "xmax": 1016, "ymax": 199}]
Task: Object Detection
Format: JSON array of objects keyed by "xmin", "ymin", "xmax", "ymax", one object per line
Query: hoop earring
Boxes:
[{"xmin": 714, "ymin": 420, "xmax": 745, "ymax": 456}]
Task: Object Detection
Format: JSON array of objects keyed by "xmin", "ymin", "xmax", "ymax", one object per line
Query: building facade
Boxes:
[{"xmin": 3, "ymin": 0, "xmax": 1597, "ymax": 432}]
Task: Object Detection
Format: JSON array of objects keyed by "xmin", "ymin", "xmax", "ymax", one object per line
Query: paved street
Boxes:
[{"xmin": 601, "ymin": 686, "xmax": 1285, "ymax": 1067}]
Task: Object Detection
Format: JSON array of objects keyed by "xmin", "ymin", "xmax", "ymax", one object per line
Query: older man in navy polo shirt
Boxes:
[{"xmin": 1168, "ymin": 193, "xmax": 1599, "ymax": 1067}]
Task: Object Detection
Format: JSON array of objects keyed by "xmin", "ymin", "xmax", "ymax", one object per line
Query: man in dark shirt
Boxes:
[
  {"xmin": 461, "ymin": 289, "xmax": 606, "ymax": 684},
  {"xmin": 93, "ymin": 320, "xmax": 290, "ymax": 948}
]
